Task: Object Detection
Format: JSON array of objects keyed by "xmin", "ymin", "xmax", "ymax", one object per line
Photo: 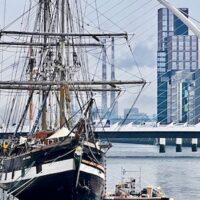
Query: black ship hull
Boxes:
[
  {"xmin": 0, "ymin": 140, "xmax": 105, "ymax": 200},
  {"xmin": 9, "ymin": 168, "xmax": 104, "ymax": 200}
]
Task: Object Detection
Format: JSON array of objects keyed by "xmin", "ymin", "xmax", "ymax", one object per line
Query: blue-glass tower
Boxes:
[{"xmin": 157, "ymin": 8, "xmax": 189, "ymax": 124}]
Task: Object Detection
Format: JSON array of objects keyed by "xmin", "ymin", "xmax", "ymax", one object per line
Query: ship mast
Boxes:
[
  {"xmin": 60, "ymin": 0, "xmax": 65, "ymax": 128},
  {"xmin": 0, "ymin": 0, "xmax": 146, "ymax": 136},
  {"xmin": 60, "ymin": 0, "xmax": 68, "ymax": 128},
  {"xmin": 41, "ymin": 0, "xmax": 49, "ymax": 131},
  {"xmin": 28, "ymin": 45, "xmax": 35, "ymax": 130}
]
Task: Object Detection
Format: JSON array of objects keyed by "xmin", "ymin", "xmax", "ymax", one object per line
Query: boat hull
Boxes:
[
  {"xmin": 14, "ymin": 171, "xmax": 103, "ymax": 200},
  {"xmin": 0, "ymin": 163, "xmax": 104, "ymax": 200},
  {"xmin": 0, "ymin": 142, "xmax": 105, "ymax": 200}
]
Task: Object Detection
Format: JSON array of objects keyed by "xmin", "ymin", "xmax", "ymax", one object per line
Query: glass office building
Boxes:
[
  {"xmin": 167, "ymin": 70, "xmax": 200, "ymax": 124},
  {"xmin": 156, "ymin": 8, "xmax": 200, "ymax": 124}
]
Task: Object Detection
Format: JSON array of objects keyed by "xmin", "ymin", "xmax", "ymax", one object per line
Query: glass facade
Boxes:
[
  {"xmin": 157, "ymin": 8, "xmax": 200, "ymax": 124},
  {"xmin": 168, "ymin": 70, "xmax": 200, "ymax": 124},
  {"xmin": 174, "ymin": 8, "xmax": 188, "ymax": 35},
  {"xmin": 167, "ymin": 35, "xmax": 199, "ymax": 71},
  {"xmin": 157, "ymin": 8, "xmax": 189, "ymax": 124}
]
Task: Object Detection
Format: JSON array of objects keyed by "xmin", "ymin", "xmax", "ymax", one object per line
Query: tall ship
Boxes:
[{"xmin": 0, "ymin": 1, "xmax": 145, "ymax": 200}]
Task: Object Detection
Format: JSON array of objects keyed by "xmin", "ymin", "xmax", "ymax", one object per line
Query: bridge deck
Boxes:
[{"xmin": 95, "ymin": 131, "xmax": 200, "ymax": 138}]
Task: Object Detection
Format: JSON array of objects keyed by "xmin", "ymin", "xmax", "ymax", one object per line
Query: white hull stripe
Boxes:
[
  {"xmin": 82, "ymin": 159, "xmax": 105, "ymax": 172},
  {"xmin": 80, "ymin": 163, "xmax": 105, "ymax": 180},
  {"xmin": 0, "ymin": 159, "xmax": 105, "ymax": 184},
  {"xmin": 0, "ymin": 159, "xmax": 74, "ymax": 183}
]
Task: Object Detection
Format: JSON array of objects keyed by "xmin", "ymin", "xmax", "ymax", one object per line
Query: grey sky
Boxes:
[{"xmin": 0, "ymin": 0, "xmax": 200, "ymax": 117}]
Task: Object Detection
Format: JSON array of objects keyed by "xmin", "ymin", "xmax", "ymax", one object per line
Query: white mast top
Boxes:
[{"xmin": 157, "ymin": 0, "xmax": 200, "ymax": 39}]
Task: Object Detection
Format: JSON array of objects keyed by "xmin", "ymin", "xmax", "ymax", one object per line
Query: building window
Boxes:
[
  {"xmin": 161, "ymin": 76, "xmax": 169, "ymax": 82},
  {"xmin": 185, "ymin": 52, "xmax": 190, "ymax": 61},
  {"xmin": 163, "ymin": 26, "xmax": 167, "ymax": 31},
  {"xmin": 185, "ymin": 62, "xmax": 190, "ymax": 70},
  {"xmin": 169, "ymin": 16, "xmax": 173, "ymax": 31},
  {"xmin": 162, "ymin": 32, "xmax": 168, "ymax": 39},
  {"xmin": 162, "ymin": 20, "xmax": 167, "ymax": 31},
  {"xmin": 172, "ymin": 45, "xmax": 177, "ymax": 51},
  {"xmin": 192, "ymin": 36, "xmax": 197, "ymax": 43},
  {"xmin": 172, "ymin": 37, "xmax": 177, "ymax": 42},
  {"xmin": 178, "ymin": 41, "xmax": 184, "ymax": 50},
  {"xmin": 158, "ymin": 68, "xmax": 166, "ymax": 73},
  {"xmin": 158, "ymin": 52, "xmax": 166, "ymax": 57},
  {"xmin": 162, "ymin": 9, "xmax": 167, "ymax": 16},
  {"xmin": 179, "ymin": 37, "xmax": 183, "ymax": 42},
  {"xmin": 192, "ymin": 43, "xmax": 197, "ymax": 51},
  {"xmin": 163, "ymin": 20, "xmax": 167, "ymax": 26},
  {"xmin": 169, "ymin": 14, "xmax": 173, "ymax": 21},
  {"xmin": 158, "ymin": 62, "xmax": 166, "ymax": 67},
  {"xmin": 179, "ymin": 52, "xmax": 183, "ymax": 60},
  {"xmin": 172, "ymin": 42, "xmax": 177, "ymax": 50},
  {"xmin": 178, "ymin": 62, "xmax": 184, "ymax": 69},
  {"xmin": 192, "ymin": 62, "xmax": 197, "ymax": 70},
  {"xmin": 172, "ymin": 62, "xmax": 177, "ymax": 69},
  {"xmin": 192, "ymin": 52, "xmax": 197, "ymax": 61},
  {"xmin": 185, "ymin": 37, "xmax": 190, "ymax": 50},
  {"xmin": 172, "ymin": 52, "xmax": 177, "ymax": 60},
  {"xmin": 158, "ymin": 57, "xmax": 166, "ymax": 62}
]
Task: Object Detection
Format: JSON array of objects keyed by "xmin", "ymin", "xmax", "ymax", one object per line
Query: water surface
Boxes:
[{"xmin": 106, "ymin": 143, "xmax": 200, "ymax": 200}]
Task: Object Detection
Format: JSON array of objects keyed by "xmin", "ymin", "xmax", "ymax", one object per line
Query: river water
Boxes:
[{"xmin": 106, "ymin": 143, "xmax": 200, "ymax": 200}]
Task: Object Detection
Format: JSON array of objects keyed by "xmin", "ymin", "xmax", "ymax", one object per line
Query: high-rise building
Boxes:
[
  {"xmin": 157, "ymin": 8, "xmax": 200, "ymax": 124},
  {"xmin": 168, "ymin": 70, "xmax": 200, "ymax": 124},
  {"xmin": 166, "ymin": 35, "xmax": 199, "ymax": 124}
]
